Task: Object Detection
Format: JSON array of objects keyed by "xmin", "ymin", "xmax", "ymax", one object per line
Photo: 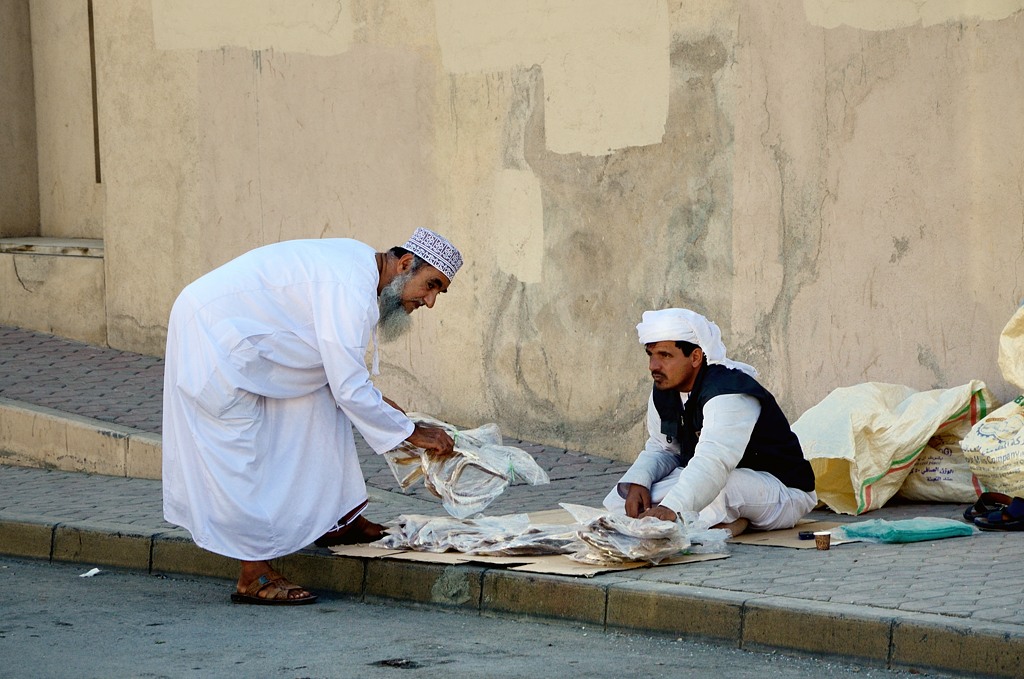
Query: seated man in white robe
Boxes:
[
  {"xmin": 604, "ymin": 308, "xmax": 817, "ymax": 536},
  {"xmin": 162, "ymin": 228, "xmax": 462, "ymax": 605}
]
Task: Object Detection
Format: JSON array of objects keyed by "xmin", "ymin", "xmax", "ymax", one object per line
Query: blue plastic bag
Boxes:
[{"xmin": 834, "ymin": 517, "xmax": 976, "ymax": 543}]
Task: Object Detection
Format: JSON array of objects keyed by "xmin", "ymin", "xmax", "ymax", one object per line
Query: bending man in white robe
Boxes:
[{"xmin": 162, "ymin": 228, "xmax": 462, "ymax": 605}]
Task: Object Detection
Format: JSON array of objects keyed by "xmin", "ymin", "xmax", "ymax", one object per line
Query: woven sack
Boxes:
[{"xmin": 960, "ymin": 395, "xmax": 1024, "ymax": 497}]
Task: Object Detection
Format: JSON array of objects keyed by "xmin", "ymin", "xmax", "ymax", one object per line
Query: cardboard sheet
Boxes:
[
  {"xmin": 728, "ymin": 519, "xmax": 860, "ymax": 549},
  {"xmin": 508, "ymin": 552, "xmax": 729, "ymax": 577},
  {"xmin": 329, "ymin": 542, "xmax": 729, "ymax": 577},
  {"xmin": 327, "ymin": 506, "xmax": 736, "ymax": 576},
  {"xmin": 329, "ymin": 511, "xmax": 731, "ymax": 577}
]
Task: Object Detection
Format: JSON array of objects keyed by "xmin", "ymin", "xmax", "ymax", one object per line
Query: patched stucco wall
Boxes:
[
  {"xmin": 731, "ymin": 0, "xmax": 1024, "ymax": 424},
  {"xmin": 0, "ymin": 251, "xmax": 105, "ymax": 343},
  {"xmin": 6, "ymin": 0, "xmax": 1024, "ymax": 460},
  {"xmin": 0, "ymin": 0, "xmax": 39, "ymax": 237},
  {"xmin": 30, "ymin": 0, "xmax": 104, "ymax": 238}
]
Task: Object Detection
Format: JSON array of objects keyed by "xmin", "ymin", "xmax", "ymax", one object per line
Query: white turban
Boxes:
[{"xmin": 636, "ymin": 308, "xmax": 758, "ymax": 378}]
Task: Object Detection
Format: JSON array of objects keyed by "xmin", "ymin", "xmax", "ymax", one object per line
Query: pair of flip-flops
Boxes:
[{"xmin": 964, "ymin": 492, "xmax": 1024, "ymax": 531}]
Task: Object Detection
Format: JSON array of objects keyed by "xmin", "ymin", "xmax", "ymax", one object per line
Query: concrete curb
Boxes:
[
  {"xmin": 2, "ymin": 514, "xmax": 1022, "ymax": 678},
  {"xmin": 0, "ymin": 397, "xmax": 161, "ymax": 478}
]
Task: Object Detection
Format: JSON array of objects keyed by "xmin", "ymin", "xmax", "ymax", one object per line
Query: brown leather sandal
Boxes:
[{"xmin": 230, "ymin": 573, "xmax": 317, "ymax": 606}]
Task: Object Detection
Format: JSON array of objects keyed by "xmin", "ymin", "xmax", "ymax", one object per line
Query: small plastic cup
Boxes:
[{"xmin": 813, "ymin": 531, "xmax": 831, "ymax": 551}]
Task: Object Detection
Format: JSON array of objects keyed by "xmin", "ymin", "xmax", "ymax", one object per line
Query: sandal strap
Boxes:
[{"xmin": 242, "ymin": 573, "xmax": 290, "ymax": 599}]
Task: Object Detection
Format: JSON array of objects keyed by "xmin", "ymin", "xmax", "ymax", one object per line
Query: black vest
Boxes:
[{"xmin": 652, "ymin": 363, "xmax": 815, "ymax": 492}]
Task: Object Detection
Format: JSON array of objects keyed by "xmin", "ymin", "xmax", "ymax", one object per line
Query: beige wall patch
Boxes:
[
  {"xmin": 435, "ymin": 0, "xmax": 670, "ymax": 156},
  {"xmin": 151, "ymin": 0, "xmax": 355, "ymax": 55},
  {"xmin": 804, "ymin": 0, "xmax": 1024, "ymax": 30},
  {"xmin": 490, "ymin": 170, "xmax": 544, "ymax": 284}
]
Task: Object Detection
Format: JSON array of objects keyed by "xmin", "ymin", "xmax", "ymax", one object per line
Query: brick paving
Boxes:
[
  {"xmin": 3, "ymin": 324, "xmax": 1024, "ymax": 655},
  {"xmin": 0, "ymin": 326, "xmax": 164, "ymax": 432},
  {"xmin": 0, "ymin": 325, "xmax": 625, "ymax": 512}
]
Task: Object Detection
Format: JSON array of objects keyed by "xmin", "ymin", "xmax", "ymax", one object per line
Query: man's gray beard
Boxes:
[{"xmin": 377, "ymin": 271, "xmax": 413, "ymax": 343}]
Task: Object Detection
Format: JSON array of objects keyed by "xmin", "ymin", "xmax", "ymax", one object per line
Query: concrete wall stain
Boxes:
[{"xmin": 474, "ymin": 36, "xmax": 732, "ymax": 454}]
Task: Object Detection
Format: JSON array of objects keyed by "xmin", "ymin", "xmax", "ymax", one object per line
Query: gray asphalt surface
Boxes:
[{"xmin": 0, "ymin": 556, "xmax": 953, "ymax": 679}]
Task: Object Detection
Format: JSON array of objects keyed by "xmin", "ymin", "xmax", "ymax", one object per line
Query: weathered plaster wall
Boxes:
[
  {"xmin": 94, "ymin": 0, "xmax": 201, "ymax": 350},
  {"xmin": 802, "ymin": 0, "xmax": 1023, "ymax": 30},
  {"xmin": 0, "ymin": 253, "xmax": 105, "ymax": 343},
  {"xmin": 9, "ymin": 0, "xmax": 1024, "ymax": 460},
  {"xmin": 30, "ymin": 1, "xmax": 104, "ymax": 238},
  {"xmin": 420, "ymin": 2, "xmax": 739, "ymax": 453},
  {"xmin": 0, "ymin": 0, "xmax": 39, "ymax": 237},
  {"xmin": 732, "ymin": 0, "xmax": 1024, "ymax": 423}
]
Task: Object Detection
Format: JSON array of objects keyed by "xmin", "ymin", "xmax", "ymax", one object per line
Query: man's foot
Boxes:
[
  {"xmin": 714, "ymin": 517, "xmax": 750, "ymax": 537},
  {"xmin": 233, "ymin": 563, "xmax": 316, "ymax": 605},
  {"xmin": 314, "ymin": 515, "xmax": 385, "ymax": 547}
]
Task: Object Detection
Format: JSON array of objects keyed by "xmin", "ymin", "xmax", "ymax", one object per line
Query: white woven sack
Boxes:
[{"xmin": 960, "ymin": 396, "xmax": 1024, "ymax": 497}]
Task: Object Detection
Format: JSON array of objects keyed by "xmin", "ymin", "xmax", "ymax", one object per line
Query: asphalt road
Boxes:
[{"xmin": 0, "ymin": 557, "xmax": 952, "ymax": 679}]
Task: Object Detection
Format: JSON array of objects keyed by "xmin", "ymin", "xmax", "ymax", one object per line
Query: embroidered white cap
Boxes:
[{"xmin": 403, "ymin": 228, "xmax": 464, "ymax": 281}]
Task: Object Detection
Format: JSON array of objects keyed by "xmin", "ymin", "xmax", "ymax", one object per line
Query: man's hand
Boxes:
[
  {"xmin": 623, "ymin": 483, "xmax": 653, "ymax": 518},
  {"xmin": 638, "ymin": 505, "xmax": 677, "ymax": 522},
  {"xmin": 406, "ymin": 424, "xmax": 455, "ymax": 458},
  {"xmin": 382, "ymin": 396, "xmax": 406, "ymax": 414}
]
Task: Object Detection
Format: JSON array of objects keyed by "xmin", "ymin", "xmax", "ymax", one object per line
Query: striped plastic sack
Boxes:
[
  {"xmin": 960, "ymin": 395, "xmax": 1024, "ymax": 497},
  {"xmin": 897, "ymin": 391, "xmax": 994, "ymax": 503},
  {"xmin": 792, "ymin": 381, "xmax": 992, "ymax": 515}
]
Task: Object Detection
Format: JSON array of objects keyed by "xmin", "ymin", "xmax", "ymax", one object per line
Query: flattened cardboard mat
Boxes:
[
  {"xmin": 728, "ymin": 519, "xmax": 860, "ymax": 548},
  {"xmin": 329, "ymin": 543, "xmax": 728, "ymax": 577},
  {"xmin": 329, "ymin": 508, "xmax": 728, "ymax": 577}
]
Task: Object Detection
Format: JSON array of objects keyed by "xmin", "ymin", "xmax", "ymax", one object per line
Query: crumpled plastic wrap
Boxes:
[
  {"xmin": 372, "ymin": 504, "xmax": 728, "ymax": 565},
  {"xmin": 561, "ymin": 504, "xmax": 689, "ymax": 565},
  {"xmin": 674, "ymin": 510, "xmax": 731, "ymax": 555},
  {"xmin": 383, "ymin": 414, "xmax": 550, "ymax": 519},
  {"xmin": 373, "ymin": 513, "xmax": 577, "ymax": 556}
]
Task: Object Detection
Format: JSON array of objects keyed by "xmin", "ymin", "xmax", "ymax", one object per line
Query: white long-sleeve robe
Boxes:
[
  {"xmin": 605, "ymin": 392, "xmax": 817, "ymax": 529},
  {"xmin": 161, "ymin": 238, "xmax": 414, "ymax": 560},
  {"xmin": 617, "ymin": 392, "xmax": 760, "ymax": 513}
]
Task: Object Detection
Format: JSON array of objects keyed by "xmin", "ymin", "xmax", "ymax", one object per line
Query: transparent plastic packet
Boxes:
[
  {"xmin": 560, "ymin": 503, "xmax": 690, "ymax": 565},
  {"xmin": 373, "ymin": 514, "xmax": 470, "ymax": 552},
  {"xmin": 374, "ymin": 505, "xmax": 729, "ymax": 562},
  {"xmin": 373, "ymin": 512, "xmax": 579, "ymax": 556},
  {"xmin": 383, "ymin": 414, "xmax": 550, "ymax": 519},
  {"xmin": 676, "ymin": 511, "xmax": 730, "ymax": 554},
  {"xmin": 467, "ymin": 523, "xmax": 578, "ymax": 557}
]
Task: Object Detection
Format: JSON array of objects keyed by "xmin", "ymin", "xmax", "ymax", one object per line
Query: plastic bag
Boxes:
[
  {"xmin": 956, "ymin": 307, "xmax": 1024, "ymax": 497},
  {"xmin": 561, "ymin": 503, "xmax": 689, "ymax": 565},
  {"xmin": 374, "ymin": 513, "xmax": 528, "ymax": 553},
  {"xmin": 373, "ymin": 513, "xmax": 576, "ymax": 556},
  {"xmin": 832, "ymin": 517, "xmax": 977, "ymax": 543},
  {"xmin": 998, "ymin": 304, "xmax": 1024, "ymax": 392},
  {"xmin": 373, "ymin": 505, "xmax": 722, "ymax": 563},
  {"xmin": 960, "ymin": 395, "xmax": 1024, "ymax": 497},
  {"xmin": 793, "ymin": 382, "xmax": 990, "ymax": 514},
  {"xmin": 384, "ymin": 414, "xmax": 550, "ymax": 519},
  {"xmin": 898, "ymin": 396, "xmax": 994, "ymax": 503},
  {"xmin": 676, "ymin": 511, "xmax": 731, "ymax": 555}
]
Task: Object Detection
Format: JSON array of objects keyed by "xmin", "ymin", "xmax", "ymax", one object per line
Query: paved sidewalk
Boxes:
[{"xmin": 1, "ymin": 325, "xmax": 1023, "ymax": 677}]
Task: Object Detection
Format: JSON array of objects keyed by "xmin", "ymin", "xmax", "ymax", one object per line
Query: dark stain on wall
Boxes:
[{"xmin": 479, "ymin": 36, "xmax": 735, "ymax": 454}]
